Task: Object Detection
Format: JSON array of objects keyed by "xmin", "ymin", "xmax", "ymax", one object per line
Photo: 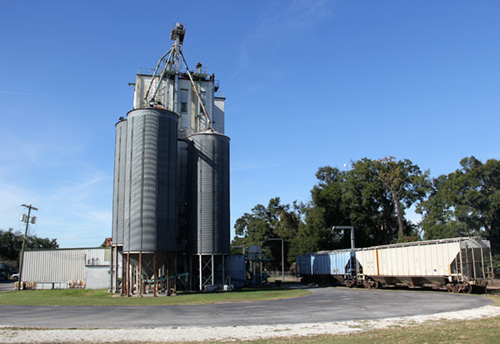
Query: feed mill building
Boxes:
[
  {"xmin": 110, "ymin": 23, "xmax": 231, "ymax": 295},
  {"xmin": 19, "ymin": 23, "xmax": 235, "ymax": 293}
]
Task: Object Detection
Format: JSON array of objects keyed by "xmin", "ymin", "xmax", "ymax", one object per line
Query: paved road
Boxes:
[
  {"xmin": 0, "ymin": 281, "xmax": 15, "ymax": 292},
  {"xmin": 0, "ymin": 287, "xmax": 491, "ymax": 329}
]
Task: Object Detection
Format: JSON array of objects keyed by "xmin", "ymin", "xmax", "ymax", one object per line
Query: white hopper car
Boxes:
[
  {"xmin": 356, "ymin": 237, "xmax": 494, "ymax": 292},
  {"xmin": 297, "ymin": 237, "xmax": 494, "ymax": 293}
]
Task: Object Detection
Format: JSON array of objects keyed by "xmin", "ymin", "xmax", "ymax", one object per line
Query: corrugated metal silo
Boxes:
[
  {"xmin": 123, "ymin": 108, "xmax": 179, "ymax": 254},
  {"xmin": 112, "ymin": 118, "xmax": 127, "ymax": 246},
  {"xmin": 188, "ymin": 130, "xmax": 230, "ymax": 254}
]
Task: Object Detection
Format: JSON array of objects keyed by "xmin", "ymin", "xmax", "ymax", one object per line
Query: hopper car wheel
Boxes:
[
  {"xmin": 460, "ymin": 283, "xmax": 472, "ymax": 294},
  {"xmin": 363, "ymin": 280, "xmax": 378, "ymax": 289},
  {"xmin": 345, "ymin": 280, "xmax": 356, "ymax": 288},
  {"xmin": 447, "ymin": 283, "xmax": 471, "ymax": 293}
]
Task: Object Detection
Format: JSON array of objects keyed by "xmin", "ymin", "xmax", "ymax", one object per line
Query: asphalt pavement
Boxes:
[
  {"xmin": 0, "ymin": 287, "xmax": 491, "ymax": 329},
  {"xmin": 0, "ymin": 281, "xmax": 15, "ymax": 292}
]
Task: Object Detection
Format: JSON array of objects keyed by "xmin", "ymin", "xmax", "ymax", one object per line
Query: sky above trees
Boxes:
[{"xmin": 1, "ymin": 1, "xmax": 499, "ymax": 247}]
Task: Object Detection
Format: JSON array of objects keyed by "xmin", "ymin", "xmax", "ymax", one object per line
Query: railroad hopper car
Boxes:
[
  {"xmin": 296, "ymin": 249, "xmax": 357, "ymax": 286},
  {"xmin": 357, "ymin": 237, "xmax": 494, "ymax": 292},
  {"xmin": 297, "ymin": 237, "xmax": 494, "ymax": 293}
]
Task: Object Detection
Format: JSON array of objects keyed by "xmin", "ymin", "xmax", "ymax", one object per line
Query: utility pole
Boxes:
[{"xmin": 17, "ymin": 204, "xmax": 38, "ymax": 291}]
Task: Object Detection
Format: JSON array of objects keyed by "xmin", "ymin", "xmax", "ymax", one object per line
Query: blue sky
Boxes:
[{"xmin": 1, "ymin": 0, "xmax": 499, "ymax": 248}]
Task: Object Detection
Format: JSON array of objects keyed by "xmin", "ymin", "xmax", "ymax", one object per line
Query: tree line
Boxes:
[
  {"xmin": 0, "ymin": 228, "xmax": 59, "ymax": 269},
  {"xmin": 231, "ymin": 156, "xmax": 500, "ymax": 275}
]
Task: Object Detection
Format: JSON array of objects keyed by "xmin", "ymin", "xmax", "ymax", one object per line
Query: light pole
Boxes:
[{"xmin": 268, "ymin": 238, "xmax": 284, "ymax": 283}]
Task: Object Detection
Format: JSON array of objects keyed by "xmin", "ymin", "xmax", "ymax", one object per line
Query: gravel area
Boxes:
[{"xmin": 0, "ymin": 305, "xmax": 499, "ymax": 343}]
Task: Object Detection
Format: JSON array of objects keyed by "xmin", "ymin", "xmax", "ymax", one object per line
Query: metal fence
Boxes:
[{"xmin": 265, "ymin": 271, "xmax": 300, "ymax": 282}]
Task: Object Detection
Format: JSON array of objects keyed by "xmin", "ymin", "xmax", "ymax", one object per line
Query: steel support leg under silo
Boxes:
[
  {"xmin": 110, "ymin": 245, "xmax": 122, "ymax": 293},
  {"xmin": 192, "ymin": 254, "xmax": 231, "ymax": 291},
  {"xmin": 121, "ymin": 251, "xmax": 126, "ymax": 296},
  {"xmin": 110, "ymin": 245, "xmax": 114, "ymax": 292},
  {"xmin": 115, "ymin": 246, "xmax": 122, "ymax": 292},
  {"xmin": 126, "ymin": 253, "xmax": 131, "ymax": 296},
  {"xmin": 139, "ymin": 253, "xmax": 143, "ymax": 297},
  {"xmin": 166, "ymin": 253, "xmax": 171, "ymax": 296},
  {"xmin": 154, "ymin": 252, "xmax": 158, "ymax": 297}
]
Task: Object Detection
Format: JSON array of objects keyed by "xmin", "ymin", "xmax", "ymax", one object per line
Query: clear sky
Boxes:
[{"xmin": 1, "ymin": 0, "xmax": 499, "ymax": 248}]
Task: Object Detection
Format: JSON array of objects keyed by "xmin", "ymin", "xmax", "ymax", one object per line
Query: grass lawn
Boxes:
[
  {"xmin": 0, "ymin": 287, "xmax": 311, "ymax": 306},
  {"xmin": 227, "ymin": 294, "xmax": 500, "ymax": 344},
  {"xmin": 230, "ymin": 316, "xmax": 500, "ymax": 344}
]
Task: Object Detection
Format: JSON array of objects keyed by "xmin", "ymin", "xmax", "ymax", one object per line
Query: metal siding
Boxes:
[
  {"xmin": 230, "ymin": 254, "xmax": 246, "ymax": 287},
  {"xmin": 188, "ymin": 131, "xmax": 230, "ymax": 254},
  {"xmin": 305, "ymin": 250, "xmax": 355, "ymax": 276},
  {"xmin": 297, "ymin": 254, "xmax": 313, "ymax": 275},
  {"xmin": 357, "ymin": 249, "xmax": 379, "ymax": 276},
  {"xmin": 23, "ymin": 249, "xmax": 86, "ymax": 284},
  {"xmin": 111, "ymin": 123, "xmax": 120, "ymax": 245},
  {"xmin": 156, "ymin": 112, "xmax": 179, "ymax": 250},
  {"xmin": 213, "ymin": 98, "xmax": 225, "ymax": 134},
  {"xmin": 124, "ymin": 108, "xmax": 178, "ymax": 253},
  {"xmin": 85, "ymin": 248, "xmax": 111, "ymax": 265},
  {"xmin": 329, "ymin": 250, "xmax": 352, "ymax": 275},
  {"xmin": 142, "ymin": 113, "xmax": 159, "ymax": 251},
  {"xmin": 129, "ymin": 113, "xmax": 144, "ymax": 251},
  {"xmin": 358, "ymin": 239, "xmax": 476, "ymax": 278},
  {"xmin": 176, "ymin": 139, "xmax": 189, "ymax": 246},
  {"xmin": 117, "ymin": 120, "xmax": 127, "ymax": 245},
  {"xmin": 313, "ymin": 254, "xmax": 328, "ymax": 275},
  {"xmin": 123, "ymin": 115, "xmax": 134, "ymax": 252},
  {"xmin": 112, "ymin": 119, "xmax": 127, "ymax": 245}
]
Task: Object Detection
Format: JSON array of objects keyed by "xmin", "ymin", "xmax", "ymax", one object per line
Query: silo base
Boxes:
[
  {"xmin": 121, "ymin": 251, "xmax": 179, "ymax": 297},
  {"xmin": 109, "ymin": 245, "xmax": 123, "ymax": 293},
  {"xmin": 188, "ymin": 254, "xmax": 231, "ymax": 291}
]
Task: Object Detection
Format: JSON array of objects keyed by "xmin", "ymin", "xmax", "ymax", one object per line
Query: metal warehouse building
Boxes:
[{"xmin": 21, "ymin": 247, "xmax": 111, "ymax": 290}]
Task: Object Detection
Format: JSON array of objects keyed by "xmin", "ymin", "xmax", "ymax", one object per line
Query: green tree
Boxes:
[
  {"xmin": 290, "ymin": 204, "xmax": 333, "ymax": 254},
  {"xmin": 419, "ymin": 156, "xmax": 500, "ymax": 246},
  {"xmin": 304, "ymin": 166, "xmax": 351, "ymax": 249},
  {"xmin": 0, "ymin": 228, "xmax": 21, "ymax": 261},
  {"xmin": 231, "ymin": 197, "xmax": 304, "ymax": 268},
  {"xmin": 376, "ymin": 157, "xmax": 430, "ymax": 239},
  {"xmin": 343, "ymin": 158, "xmax": 396, "ymax": 246},
  {"xmin": 305, "ymin": 158, "xmax": 428, "ymax": 249},
  {"xmin": 0, "ymin": 228, "xmax": 59, "ymax": 266}
]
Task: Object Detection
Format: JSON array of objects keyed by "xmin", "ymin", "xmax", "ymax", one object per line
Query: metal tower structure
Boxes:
[{"xmin": 111, "ymin": 23, "xmax": 230, "ymax": 294}]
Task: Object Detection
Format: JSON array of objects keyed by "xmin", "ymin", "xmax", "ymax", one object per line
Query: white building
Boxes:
[{"xmin": 21, "ymin": 247, "xmax": 111, "ymax": 290}]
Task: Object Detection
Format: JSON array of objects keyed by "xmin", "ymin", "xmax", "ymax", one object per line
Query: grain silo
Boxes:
[
  {"xmin": 118, "ymin": 108, "xmax": 179, "ymax": 296},
  {"xmin": 110, "ymin": 23, "xmax": 230, "ymax": 294},
  {"xmin": 187, "ymin": 130, "xmax": 231, "ymax": 290},
  {"xmin": 123, "ymin": 108, "xmax": 178, "ymax": 254},
  {"xmin": 110, "ymin": 117, "xmax": 127, "ymax": 291}
]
